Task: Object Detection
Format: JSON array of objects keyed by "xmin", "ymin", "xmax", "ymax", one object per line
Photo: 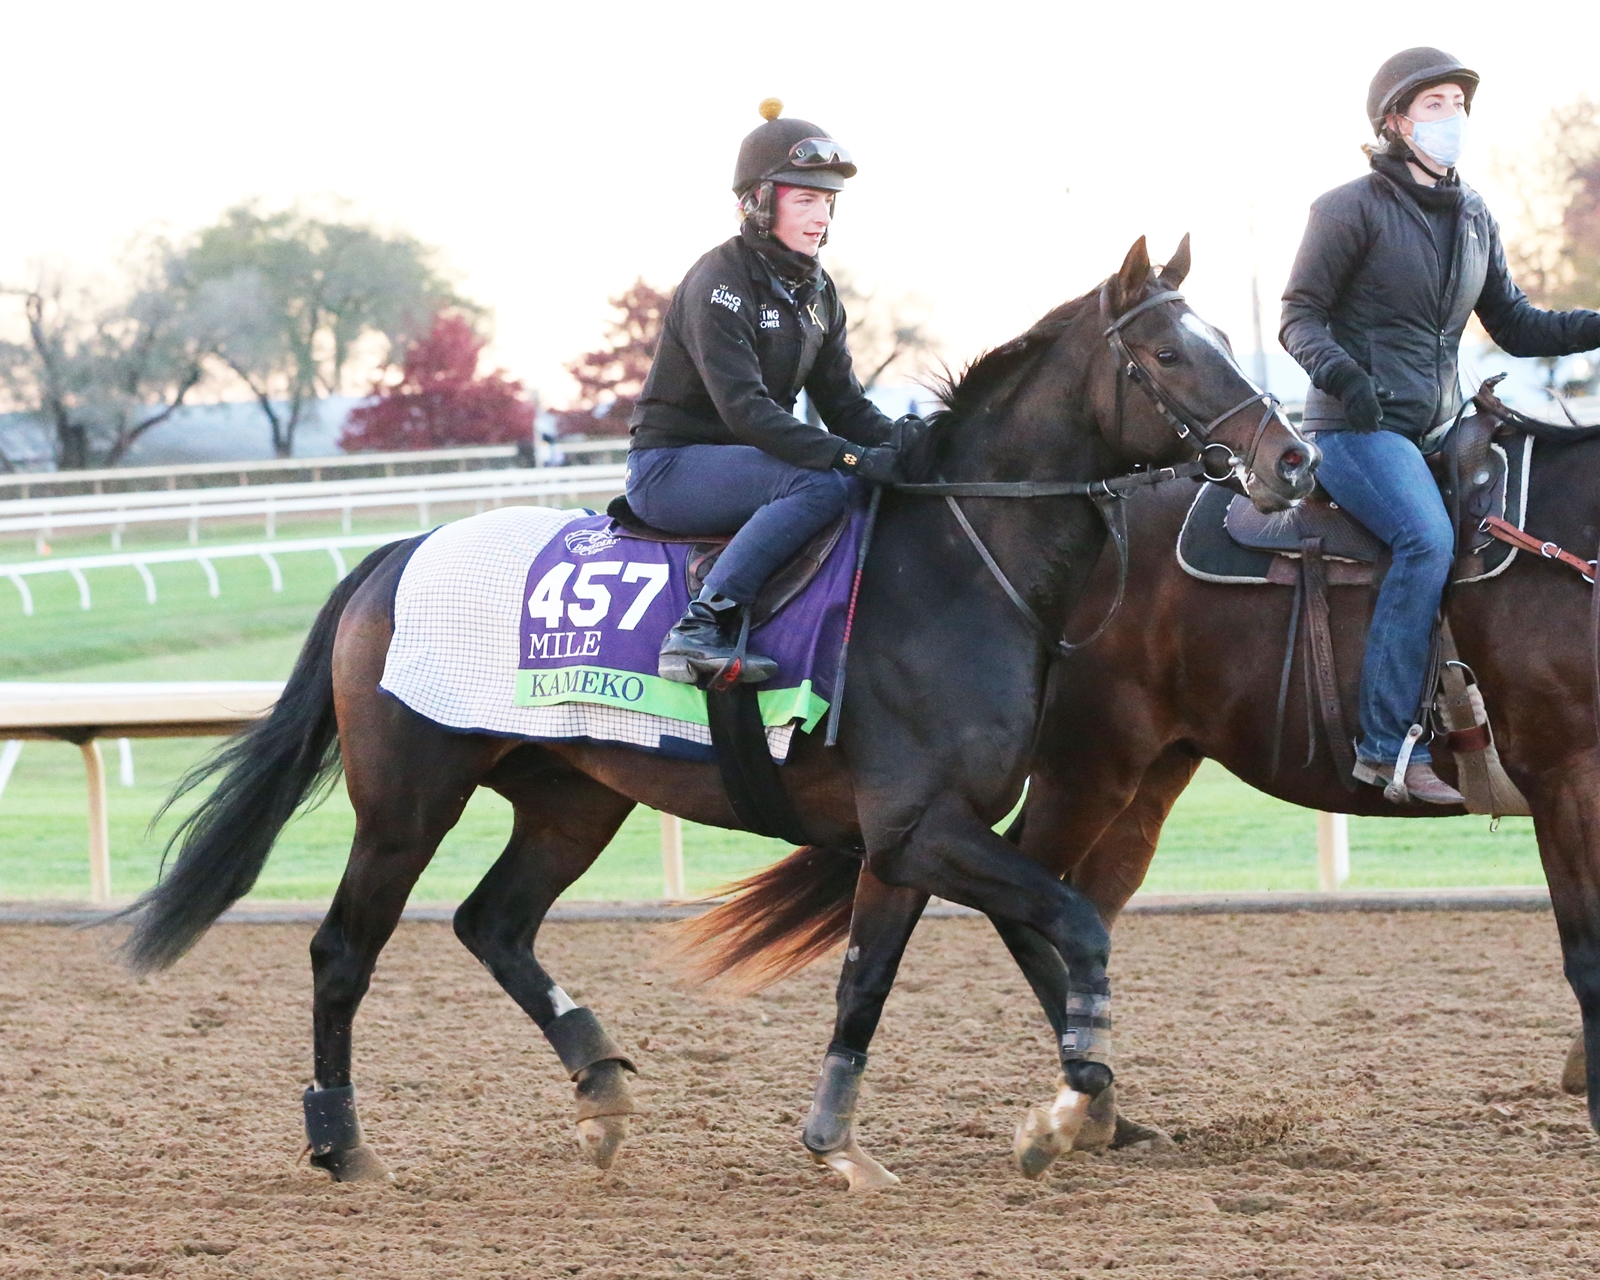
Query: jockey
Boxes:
[
  {"xmin": 1282, "ymin": 48, "xmax": 1600, "ymax": 804},
  {"xmin": 627, "ymin": 99, "xmax": 921, "ymax": 687}
]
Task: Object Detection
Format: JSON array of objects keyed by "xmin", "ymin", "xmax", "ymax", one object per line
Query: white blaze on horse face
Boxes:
[
  {"xmin": 548, "ymin": 984, "xmax": 578, "ymax": 1017},
  {"xmin": 1179, "ymin": 313, "xmax": 1262, "ymax": 393}
]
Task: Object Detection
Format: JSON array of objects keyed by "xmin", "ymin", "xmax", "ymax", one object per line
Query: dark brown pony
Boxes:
[
  {"xmin": 111, "ymin": 238, "xmax": 1315, "ymax": 1187},
  {"xmin": 693, "ymin": 407, "xmax": 1600, "ymax": 1179}
]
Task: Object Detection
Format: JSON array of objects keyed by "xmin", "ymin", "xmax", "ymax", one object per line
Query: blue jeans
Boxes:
[
  {"xmin": 625, "ymin": 444, "xmax": 849, "ymax": 604},
  {"xmin": 1311, "ymin": 429, "xmax": 1454, "ymax": 765}
]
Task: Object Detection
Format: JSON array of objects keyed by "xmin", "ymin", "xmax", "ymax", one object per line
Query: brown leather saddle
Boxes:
[{"xmin": 605, "ymin": 495, "xmax": 849, "ymax": 628}]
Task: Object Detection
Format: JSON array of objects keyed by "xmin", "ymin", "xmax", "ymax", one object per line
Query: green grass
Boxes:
[{"xmin": 0, "ymin": 519, "xmax": 1546, "ymax": 903}]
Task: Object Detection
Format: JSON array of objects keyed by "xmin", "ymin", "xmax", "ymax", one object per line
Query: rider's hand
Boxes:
[
  {"xmin": 1326, "ymin": 363, "xmax": 1384, "ymax": 433},
  {"xmin": 834, "ymin": 442, "xmax": 904, "ymax": 485}
]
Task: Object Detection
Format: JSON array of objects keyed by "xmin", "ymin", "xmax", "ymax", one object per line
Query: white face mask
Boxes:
[{"xmin": 1407, "ymin": 111, "xmax": 1466, "ymax": 168}]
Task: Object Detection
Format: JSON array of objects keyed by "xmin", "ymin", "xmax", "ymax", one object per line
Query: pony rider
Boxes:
[{"xmin": 1281, "ymin": 47, "xmax": 1600, "ymax": 804}]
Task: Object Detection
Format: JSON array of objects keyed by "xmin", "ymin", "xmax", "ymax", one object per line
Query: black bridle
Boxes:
[{"xmin": 893, "ymin": 286, "xmax": 1289, "ymax": 658}]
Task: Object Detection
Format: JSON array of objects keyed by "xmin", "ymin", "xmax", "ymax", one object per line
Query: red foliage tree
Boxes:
[
  {"xmin": 556, "ymin": 278, "xmax": 671, "ymax": 436},
  {"xmin": 340, "ymin": 313, "xmax": 534, "ymax": 451}
]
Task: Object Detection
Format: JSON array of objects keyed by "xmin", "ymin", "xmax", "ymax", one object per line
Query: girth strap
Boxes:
[
  {"xmin": 1300, "ymin": 537, "xmax": 1358, "ymax": 790},
  {"xmin": 705, "ymin": 685, "xmax": 815, "ymax": 846}
]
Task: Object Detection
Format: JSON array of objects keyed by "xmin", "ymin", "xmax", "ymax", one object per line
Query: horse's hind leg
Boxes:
[
  {"xmin": 1528, "ymin": 755, "xmax": 1600, "ymax": 1132},
  {"xmin": 801, "ymin": 867, "xmax": 925, "ymax": 1192},
  {"xmin": 452, "ymin": 752, "xmax": 639, "ymax": 1170},
  {"xmin": 306, "ymin": 721, "xmax": 505, "ymax": 1183}
]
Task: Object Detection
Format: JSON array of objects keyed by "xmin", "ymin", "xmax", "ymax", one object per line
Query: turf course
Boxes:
[{"xmin": 0, "ymin": 522, "xmax": 1544, "ymax": 902}]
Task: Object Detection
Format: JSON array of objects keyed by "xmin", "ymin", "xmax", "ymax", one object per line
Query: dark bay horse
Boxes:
[
  {"xmin": 692, "ymin": 418, "xmax": 1600, "ymax": 1179},
  {"xmin": 113, "ymin": 237, "xmax": 1314, "ymax": 1187}
]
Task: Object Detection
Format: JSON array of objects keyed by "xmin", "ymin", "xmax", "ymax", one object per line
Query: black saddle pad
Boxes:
[{"xmin": 1178, "ymin": 434, "xmax": 1532, "ymax": 586}]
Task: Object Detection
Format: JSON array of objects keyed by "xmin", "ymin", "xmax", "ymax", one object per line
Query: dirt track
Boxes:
[{"xmin": 2, "ymin": 911, "xmax": 1597, "ymax": 1279}]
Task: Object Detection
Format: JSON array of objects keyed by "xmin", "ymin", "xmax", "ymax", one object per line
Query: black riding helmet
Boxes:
[
  {"xmin": 734, "ymin": 99, "xmax": 857, "ymax": 237},
  {"xmin": 1366, "ymin": 47, "xmax": 1479, "ymax": 135}
]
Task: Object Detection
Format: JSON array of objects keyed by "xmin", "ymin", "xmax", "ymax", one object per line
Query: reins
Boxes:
[{"xmin": 893, "ymin": 285, "xmax": 1286, "ymax": 659}]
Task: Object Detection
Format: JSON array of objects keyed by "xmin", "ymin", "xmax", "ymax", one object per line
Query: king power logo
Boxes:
[{"xmin": 710, "ymin": 285, "xmax": 742, "ymax": 313}]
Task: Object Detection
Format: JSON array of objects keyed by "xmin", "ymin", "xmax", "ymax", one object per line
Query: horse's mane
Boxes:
[{"xmin": 926, "ymin": 289, "xmax": 1101, "ymax": 428}]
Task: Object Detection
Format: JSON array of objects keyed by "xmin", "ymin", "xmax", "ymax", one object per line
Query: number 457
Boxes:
[{"xmin": 527, "ymin": 561, "xmax": 669, "ymax": 630}]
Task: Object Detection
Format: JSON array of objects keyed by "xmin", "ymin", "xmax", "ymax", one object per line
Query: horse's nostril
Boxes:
[{"xmin": 1277, "ymin": 448, "xmax": 1309, "ymax": 482}]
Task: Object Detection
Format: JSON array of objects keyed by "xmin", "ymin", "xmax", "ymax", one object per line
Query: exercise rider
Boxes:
[
  {"xmin": 627, "ymin": 99, "xmax": 922, "ymax": 687},
  {"xmin": 1281, "ymin": 47, "xmax": 1600, "ymax": 804}
]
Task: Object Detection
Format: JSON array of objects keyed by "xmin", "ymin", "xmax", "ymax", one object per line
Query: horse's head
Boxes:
[{"xmin": 1091, "ymin": 236, "xmax": 1317, "ymax": 511}]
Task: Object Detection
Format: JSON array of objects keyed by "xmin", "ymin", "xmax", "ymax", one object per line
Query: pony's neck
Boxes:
[{"xmin": 938, "ymin": 306, "xmax": 1119, "ymax": 632}]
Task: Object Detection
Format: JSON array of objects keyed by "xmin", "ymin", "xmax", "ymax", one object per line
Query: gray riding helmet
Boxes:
[{"xmin": 1366, "ymin": 47, "xmax": 1480, "ymax": 135}]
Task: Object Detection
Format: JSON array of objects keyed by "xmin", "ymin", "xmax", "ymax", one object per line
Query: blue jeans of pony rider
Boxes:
[
  {"xmin": 1309, "ymin": 427, "xmax": 1455, "ymax": 766},
  {"xmin": 625, "ymin": 444, "xmax": 849, "ymax": 605}
]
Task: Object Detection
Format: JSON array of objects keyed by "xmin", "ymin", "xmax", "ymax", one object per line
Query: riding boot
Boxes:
[
  {"xmin": 1353, "ymin": 758, "xmax": 1465, "ymax": 806},
  {"xmin": 658, "ymin": 587, "xmax": 778, "ymax": 687}
]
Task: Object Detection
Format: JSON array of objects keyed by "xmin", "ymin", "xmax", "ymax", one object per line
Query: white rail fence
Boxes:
[
  {"xmin": 0, "ymin": 444, "xmax": 523, "ymax": 500},
  {"xmin": 0, "ymin": 463, "xmax": 628, "ymax": 551},
  {"xmin": 0, "ymin": 438, "xmax": 634, "ymax": 502},
  {"xmin": 2, "ymin": 533, "xmax": 403, "ymax": 615}
]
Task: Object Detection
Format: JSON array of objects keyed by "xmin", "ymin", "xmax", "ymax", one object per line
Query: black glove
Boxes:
[
  {"xmin": 1324, "ymin": 362, "xmax": 1384, "ymax": 433},
  {"xmin": 833, "ymin": 442, "xmax": 903, "ymax": 485},
  {"xmin": 1581, "ymin": 312, "xmax": 1600, "ymax": 351}
]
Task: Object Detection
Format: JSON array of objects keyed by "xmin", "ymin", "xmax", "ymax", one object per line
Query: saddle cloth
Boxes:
[
  {"xmin": 380, "ymin": 499, "xmax": 866, "ymax": 764},
  {"xmin": 1178, "ymin": 432, "xmax": 1532, "ymax": 587}
]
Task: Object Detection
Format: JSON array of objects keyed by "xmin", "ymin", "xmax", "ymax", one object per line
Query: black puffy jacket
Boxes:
[
  {"xmin": 1281, "ymin": 154, "xmax": 1600, "ymax": 436},
  {"xmin": 629, "ymin": 225, "xmax": 893, "ymax": 469}
]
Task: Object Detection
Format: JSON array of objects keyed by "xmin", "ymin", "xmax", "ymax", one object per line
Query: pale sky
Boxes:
[{"xmin": 4, "ymin": 0, "xmax": 1597, "ymax": 405}]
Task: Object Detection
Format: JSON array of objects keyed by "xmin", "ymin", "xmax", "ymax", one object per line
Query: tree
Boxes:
[
  {"xmin": 180, "ymin": 204, "xmax": 458, "ymax": 457},
  {"xmin": 340, "ymin": 312, "xmax": 533, "ymax": 451},
  {"xmin": 830, "ymin": 265, "xmax": 939, "ymax": 392},
  {"xmin": 0, "ymin": 242, "xmax": 207, "ymax": 470},
  {"xmin": 1504, "ymin": 98, "xmax": 1600, "ymax": 396},
  {"xmin": 558, "ymin": 279, "xmax": 670, "ymax": 435}
]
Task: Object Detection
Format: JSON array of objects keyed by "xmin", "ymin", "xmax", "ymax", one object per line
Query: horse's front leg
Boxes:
[
  {"xmin": 1529, "ymin": 753, "xmax": 1600, "ymax": 1131},
  {"xmin": 859, "ymin": 792, "xmax": 1117, "ymax": 1173},
  {"xmin": 800, "ymin": 867, "xmax": 926, "ymax": 1192}
]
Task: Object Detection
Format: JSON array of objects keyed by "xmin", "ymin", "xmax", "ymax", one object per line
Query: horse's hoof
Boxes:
[
  {"xmin": 1014, "ymin": 1082, "xmax": 1091, "ymax": 1179},
  {"xmin": 309, "ymin": 1143, "xmax": 393, "ymax": 1184},
  {"xmin": 1111, "ymin": 1113, "xmax": 1177, "ymax": 1151},
  {"xmin": 810, "ymin": 1138, "xmax": 899, "ymax": 1192},
  {"xmin": 576, "ymin": 1115, "xmax": 630, "ymax": 1169},
  {"xmin": 1073, "ymin": 1082, "xmax": 1119, "ymax": 1152},
  {"xmin": 1014, "ymin": 1106, "xmax": 1068, "ymax": 1179},
  {"xmin": 1561, "ymin": 1030, "xmax": 1587, "ymax": 1096}
]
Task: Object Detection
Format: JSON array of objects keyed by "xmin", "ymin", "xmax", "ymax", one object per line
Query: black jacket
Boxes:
[
  {"xmin": 629, "ymin": 227, "xmax": 893, "ymax": 469},
  {"xmin": 1281, "ymin": 154, "xmax": 1600, "ymax": 436}
]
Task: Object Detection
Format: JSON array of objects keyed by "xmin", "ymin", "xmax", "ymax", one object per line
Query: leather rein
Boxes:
[{"xmin": 895, "ymin": 286, "xmax": 1285, "ymax": 657}]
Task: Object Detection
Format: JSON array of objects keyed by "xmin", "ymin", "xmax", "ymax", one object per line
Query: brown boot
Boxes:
[
  {"xmin": 1354, "ymin": 758, "xmax": 1464, "ymax": 806},
  {"xmin": 1401, "ymin": 763, "xmax": 1466, "ymax": 806}
]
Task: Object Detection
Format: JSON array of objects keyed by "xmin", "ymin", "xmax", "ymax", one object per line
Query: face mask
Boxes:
[{"xmin": 1407, "ymin": 111, "xmax": 1466, "ymax": 168}]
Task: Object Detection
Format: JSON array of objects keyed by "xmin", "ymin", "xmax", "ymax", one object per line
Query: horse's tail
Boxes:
[
  {"xmin": 114, "ymin": 539, "xmax": 414, "ymax": 975},
  {"xmin": 668, "ymin": 844, "xmax": 861, "ymax": 992}
]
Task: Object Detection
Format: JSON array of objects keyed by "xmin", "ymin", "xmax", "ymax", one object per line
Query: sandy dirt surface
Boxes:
[{"xmin": 1, "ymin": 911, "xmax": 1596, "ymax": 1279}]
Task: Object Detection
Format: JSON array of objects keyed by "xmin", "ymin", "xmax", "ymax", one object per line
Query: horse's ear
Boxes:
[
  {"xmin": 1158, "ymin": 233, "xmax": 1191, "ymax": 288},
  {"xmin": 1110, "ymin": 237, "xmax": 1152, "ymax": 314}
]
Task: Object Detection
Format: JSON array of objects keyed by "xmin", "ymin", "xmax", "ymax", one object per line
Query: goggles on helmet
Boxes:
[{"xmin": 788, "ymin": 137, "xmax": 852, "ymax": 169}]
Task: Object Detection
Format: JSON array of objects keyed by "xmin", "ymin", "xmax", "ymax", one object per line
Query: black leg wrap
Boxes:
[
  {"xmin": 802, "ymin": 1048, "xmax": 867, "ymax": 1156},
  {"xmin": 303, "ymin": 1084, "xmax": 362, "ymax": 1156},
  {"xmin": 544, "ymin": 1006, "xmax": 635, "ymax": 1080},
  {"xmin": 1064, "ymin": 1059, "xmax": 1114, "ymax": 1096}
]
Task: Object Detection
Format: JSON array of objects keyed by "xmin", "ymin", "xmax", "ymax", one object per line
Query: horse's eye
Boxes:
[{"xmin": 1155, "ymin": 348, "xmax": 1181, "ymax": 367}]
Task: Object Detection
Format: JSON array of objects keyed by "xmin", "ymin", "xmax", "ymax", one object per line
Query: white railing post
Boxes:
[
  {"xmin": 660, "ymin": 813, "xmax": 685, "ymax": 900},
  {"xmin": 1317, "ymin": 811, "xmax": 1349, "ymax": 891},
  {"xmin": 82, "ymin": 740, "xmax": 111, "ymax": 904}
]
